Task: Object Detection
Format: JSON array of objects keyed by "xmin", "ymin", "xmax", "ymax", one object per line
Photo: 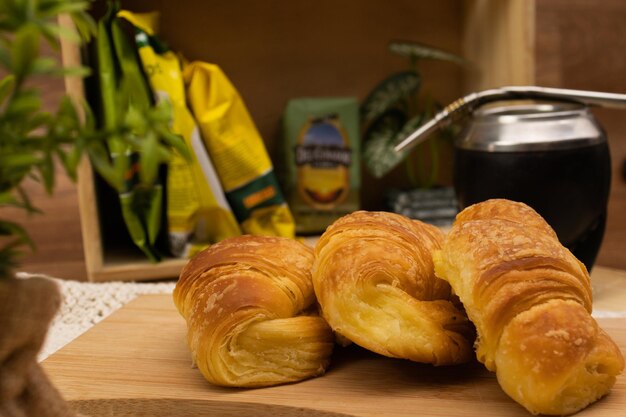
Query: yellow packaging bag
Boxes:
[
  {"xmin": 118, "ymin": 10, "xmax": 241, "ymax": 257},
  {"xmin": 183, "ymin": 61, "xmax": 295, "ymax": 238}
]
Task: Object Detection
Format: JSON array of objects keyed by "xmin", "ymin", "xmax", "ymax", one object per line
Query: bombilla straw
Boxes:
[
  {"xmin": 502, "ymin": 86, "xmax": 626, "ymax": 109},
  {"xmin": 394, "ymin": 86, "xmax": 626, "ymax": 153}
]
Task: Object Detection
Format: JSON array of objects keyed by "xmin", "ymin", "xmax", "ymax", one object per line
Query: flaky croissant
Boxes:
[
  {"xmin": 312, "ymin": 211, "xmax": 474, "ymax": 365},
  {"xmin": 173, "ymin": 235, "xmax": 334, "ymax": 387},
  {"xmin": 433, "ymin": 199, "xmax": 624, "ymax": 415}
]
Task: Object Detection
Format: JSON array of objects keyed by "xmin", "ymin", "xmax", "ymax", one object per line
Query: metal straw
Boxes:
[{"xmin": 394, "ymin": 86, "xmax": 626, "ymax": 153}]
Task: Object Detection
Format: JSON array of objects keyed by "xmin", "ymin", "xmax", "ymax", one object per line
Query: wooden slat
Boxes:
[
  {"xmin": 90, "ymin": 258, "xmax": 186, "ymax": 282},
  {"xmin": 462, "ymin": 0, "xmax": 536, "ymax": 91},
  {"xmin": 57, "ymin": 14, "xmax": 104, "ymax": 281}
]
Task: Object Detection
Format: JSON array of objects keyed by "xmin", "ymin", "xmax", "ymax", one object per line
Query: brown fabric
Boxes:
[{"xmin": 0, "ymin": 277, "xmax": 77, "ymax": 417}]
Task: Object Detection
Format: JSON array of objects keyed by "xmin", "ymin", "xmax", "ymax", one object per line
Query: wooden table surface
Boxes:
[
  {"xmin": 591, "ymin": 266, "xmax": 626, "ymax": 312},
  {"xmin": 41, "ymin": 267, "xmax": 626, "ymax": 417}
]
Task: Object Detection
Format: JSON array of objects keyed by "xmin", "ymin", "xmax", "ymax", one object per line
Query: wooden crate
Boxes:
[{"xmin": 60, "ymin": 0, "xmax": 534, "ymax": 282}]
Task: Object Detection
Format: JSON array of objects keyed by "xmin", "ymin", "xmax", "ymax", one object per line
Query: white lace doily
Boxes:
[{"xmin": 17, "ymin": 274, "xmax": 176, "ymax": 361}]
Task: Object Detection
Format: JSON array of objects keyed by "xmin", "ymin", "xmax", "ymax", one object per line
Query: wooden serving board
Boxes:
[{"xmin": 42, "ymin": 295, "xmax": 626, "ymax": 417}]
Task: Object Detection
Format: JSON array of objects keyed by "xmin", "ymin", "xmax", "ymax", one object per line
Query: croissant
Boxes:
[
  {"xmin": 312, "ymin": 211, "xmax": 474, "ymax": 365},
  {"xmin": 433, "ymin": 199, "xmax": 624, "ymax": 415},
  {"xmin": 173, "ymin": 235, "xmax": 334, "ymax": 387}
]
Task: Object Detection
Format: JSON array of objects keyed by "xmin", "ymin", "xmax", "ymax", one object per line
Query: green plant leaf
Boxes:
[
  {"xmin": 59, "ymin": 143, "xmax": 82, "ymax": 180},
  {"xmin": 39, "ymin": 21, "xmax": 81, "ymax": 45},
  {"xmin": 363, "ymin": 112, "xmax": 426, "ymax": 179},
  {"xmin": 53, "ymin": 65, "xmax": 91, "ymax": 77},
  {"xmin": 30, "ymin": 57, "xmax": 57, "ymax": 74},
  {"xmin": 38, "ymin": 0, "xmax": 91, "ymax": 16},
  {"xmin": 81, "ymin": 98, "xmax": 96, "ymax": 131},
  {"xmin": 0, "ymin": 219, "xmax": 35, "ymax": 249},
  {"xmin": 360, "ymin": 71, "xmax": 420, "ymax": 125},
  {"xmin": 97, "ymin": 16, "xmax": 119, "ymax": 131},
  {"xmin": 29, "ymin": 110, "xmax": 53, "ymax": 130},
  {"xmin": 0, "ymin": 166, "xmax": 30, "ymax": 195},
  {"xmin": 149, "ymin": 99, "xmax": 175, "ymax": 124},
  {"xmin": 139, "ymin": 131, "xmax": 159, "ymax": 185},
  {"xmin": 0, "ymin": 74, "xmax": 15, "ymax": 106},
  {"xmin": 111, "ymin": 147, "xmax": 130, "ymax": 184},
  {"xmin": 5, "ymin": 89, "xmax": 41, "ymax": 116},
  {"xmin": 16, "ymin": 185, "xmax": 42, "ymax": 215},
  {"xmin": 40, "ymin": 153, "xmax": 55, "ymax": 194},
  {"xmin": 0, "ymin": 152, "xmax": 40, "ymax": 168},
  {"xmin": 156, "ymin": 143, "xmax": 172, "ymax": 161},
  {"xmin": 362, "ymin": 109, "xmax": 406, "ymax": 178},
  {"xmin": 88, "ymin": 144, "xmax": 123, "ymax": 191},
  {"xmin": 112, "ymin": 18, "xmax": 152, "ymax": 110},
  {"xmin": 31, "ymin": 58, "xmax": 90, "ymax": 81},
  {"xmin": 155, "ymin": 125, "xmax": 191, "ymax": 161},
  {"xmin": 0, "ymin": 46, "xmax": 10, "ymax": 69},
  {"xmin": 124, "ymin": 104, "xmax": 146, "ymax": 134},
  {"xmin": 394, "ymin": 113, "xmax": 427, "ymax": 152},
  {"xmin": 388, "ymin": 40, "xmax": 469, "ymax": 66},
  {"xmin": 56, "ymin": 95, "xmax": 78, "ymax": 120},
  {"xmin": 0, "ymin": 191, "xmax": 20, "ymax": 207},
  {"xmin": 71, "ymin": 11, "xmax": 97, "ymax": 42},
  {"xmin": 11, "ymin": 23, "xmax": 40, "ymax": 76}
]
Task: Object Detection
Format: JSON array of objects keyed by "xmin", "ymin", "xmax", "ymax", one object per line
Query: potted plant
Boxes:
[
  {"xmin": 361, "ymin": 40, "xmax": 467, "ymax": 184},
  {"xmin": 0, "ymin": 1, "xmax": 185, "ymax": 415},
  {"xmin": 359, "ymin": 40, "xmax": 467, "ymax": 224}
]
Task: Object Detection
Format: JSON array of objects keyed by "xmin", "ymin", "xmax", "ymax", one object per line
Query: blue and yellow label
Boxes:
[{"xmin": 296, "ymin": 115, "xmax": 351, "ymax": 210}]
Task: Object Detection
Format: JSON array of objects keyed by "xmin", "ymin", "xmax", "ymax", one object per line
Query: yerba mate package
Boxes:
[
  {"xmin": 118, "ymin": 10, "xmax": 242, "ymax": 258},
  {"xmin": 184, "ymin": 62, "xmax": 295, "ymax": 239},
  {"xmin": 282, "ymin": 98, "xmax": 360, "ymax": 234}
]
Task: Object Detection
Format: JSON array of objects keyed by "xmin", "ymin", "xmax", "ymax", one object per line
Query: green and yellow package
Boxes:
[
  {"xmin": 118, "ymin": 10, "xmax": 241, "ymax": 257},
  {"xmin": 184, "ymin": 61, "xmax": 295, "ymax": 238}
]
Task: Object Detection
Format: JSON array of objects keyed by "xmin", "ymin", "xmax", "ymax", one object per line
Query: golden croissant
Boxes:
[
  {"xmin": 312, "ymin": 211, "xmax": 474, "ymax": 365},
  {"xmin": 173, "ymin": 235, "xmax": 334, "ymax": 387},
  {"xmin": 433, "ymin": 199, "xmax": 624, "ymax": 415}
]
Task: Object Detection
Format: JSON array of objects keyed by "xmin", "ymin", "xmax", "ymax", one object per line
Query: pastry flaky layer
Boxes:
[
  {"xmin": 173, "ymin": 235, "xmax": 334, "ymax": 387},
  {"xmin": 312, "ymin": 210, "xmax": 475, "ymax": 366},
  {"xmin": 433, "ymin": 199, "xmax": 624, "ymax": 415}
]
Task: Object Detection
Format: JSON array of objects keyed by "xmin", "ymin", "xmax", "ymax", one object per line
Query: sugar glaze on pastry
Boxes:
[
  {"xmin": 174, "ymin": 235, "xmax": 334, "ymax": 387},
  {"xmin": 313, "ymin": 211, "xmax": 474, "ymax": 365},
  {"xmin": 433, "ymin": 199, "xmax": 624, "ymax": 415}
]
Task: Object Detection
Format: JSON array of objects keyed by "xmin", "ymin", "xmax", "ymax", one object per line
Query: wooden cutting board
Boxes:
[{"xmin": 42, "ymin": 294, "xmax": 626, "ymax": 417}]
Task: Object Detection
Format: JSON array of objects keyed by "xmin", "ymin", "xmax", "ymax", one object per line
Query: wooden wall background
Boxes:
[
  {"xmin": 534, "ymin": 0, "xmax": 626, "ymax": 269},
  {"xmin": 10, "ymin": 0, "xmax": 626, "ymax": 280}
]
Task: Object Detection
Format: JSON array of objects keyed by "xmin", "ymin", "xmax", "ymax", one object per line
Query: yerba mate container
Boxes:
[
  {"xmin": 454, "ymin": 102, "xmax": 611, "ymax": 271},
  {"xmin": 282, "ymin": 98, "xmax": 360, "ymax": 235}
]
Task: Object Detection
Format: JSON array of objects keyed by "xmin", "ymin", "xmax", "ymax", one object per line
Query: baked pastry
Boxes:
[
  {"xmin": 173, "ymin": 235, "xmax": 334, "ymax": 387},
  {"xmin": 312, "ymin": 211, "xmax": 474, "ymax": 365},
  {"xmin": 433, "ymin": 199, "xmax": 624, "ymax": 415}
]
